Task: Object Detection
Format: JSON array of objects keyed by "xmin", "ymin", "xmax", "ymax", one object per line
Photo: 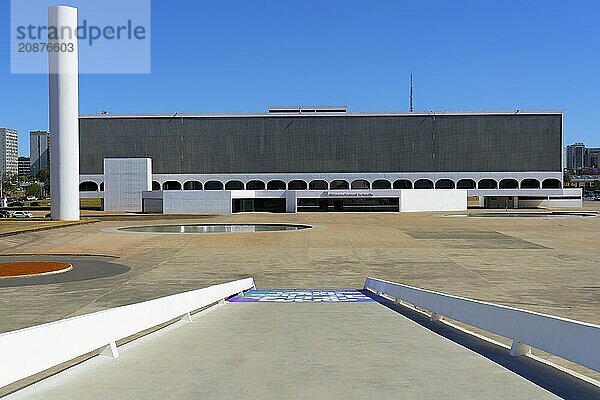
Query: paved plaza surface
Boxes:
[
  {"xmin": 5, "ymin": 302, "xmax": 562, "ymax": 399},
  {"xmin": 1, "ymin": 210, "xmax": 598, "ymax": 332}
]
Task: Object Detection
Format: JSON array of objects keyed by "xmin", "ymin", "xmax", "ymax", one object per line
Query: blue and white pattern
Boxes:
[{"xmin": 228, "ymin": 289, "xmax": 373, "ymax": 303}]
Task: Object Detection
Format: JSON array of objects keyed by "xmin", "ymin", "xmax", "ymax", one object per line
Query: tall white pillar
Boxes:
[{"xmin": 49, "ymin": 6, "xmax": 80, "ymax": 221}]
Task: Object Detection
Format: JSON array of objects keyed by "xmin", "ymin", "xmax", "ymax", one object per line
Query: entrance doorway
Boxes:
[
  {"xmin": 484, "ymin": 196, "xmax": 516, "ymax": 209},
  {"xmin": 232, "ymin": 198, "xmax": 286, "ymax": 213}
]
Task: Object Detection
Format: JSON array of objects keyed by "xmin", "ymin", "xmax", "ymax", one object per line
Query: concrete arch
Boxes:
[
  {"xmin": 351, "ymin": 179, "xmax": 370, "ymax": 189},
  {"xmin": 372, "ymin": 179, "xmax": 391, "ymax": 189},
  {"xmin": 499, "ymin": 178, "xmax": 519, "ymax": 189},
  {"xmin": 267, "ymin": 180, "xmax": 286, "ymax": 190},
  {"xmin": 309, "ymin": 180, "xmax": 328, "ymax": 190},
  {"xmin": 152, "ymin": 181, "xmax": 161, "ymax": 191},
  {"xmin": 184, "ymin": 181, "xmax": 203, "ymax": 190},
  {"xmin": 225, "ymin": 180, "xmax": 244, "ymax": 190},
  {"xmin": 288, "ymin": 180, "xmax": 308, "ymax": 190},
  {"xmin": 414, "ymin": 179, "xmax": 434, "ymax": 189},
  {"xmin": 163, "ymin": 181, "xmax": 182, "ymax": 190},
  {"xmin": 205, "ymin": 180, "xmax": 224, "ymax": 190},
  {"xmin": 246, "ymin": 180, "xmax": 266, "ymax": 190},
  {"xmin": 478, "ymin": 179, "xmax": 498, "ymax": 189},
  {"xmin": 330, "ymin": 180, "xmax": 350, "ymax": 190},
  {"xmin": 79, "ymin": 181, "xmax": 99, "ymax": 192},
  {"xmin": 521, "ymin": 178, "xmax": 540, "ymax": 189},
  {"xmin": 542, "ymin": 178, "xmax": 561, "ymax": 189},
  {"xmin": 393, "ymin": 179, "xmax": 412, "ymax": 189},
  {"xmin": 435, "ymin": 179, "xmax": 455, "ymax": 189},
  {"xmin": 456, "ymin": 179, "xmax": 476, "ymax": 189}
]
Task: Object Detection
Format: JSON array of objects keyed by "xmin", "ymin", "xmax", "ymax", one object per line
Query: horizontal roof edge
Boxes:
[{"xmin": 79, "ymin": 110, "xmax": 564, "ymax": 119}]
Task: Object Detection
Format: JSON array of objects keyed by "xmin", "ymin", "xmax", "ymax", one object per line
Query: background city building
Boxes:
[
  {"xmin": 0, "ymin": 128, "xmax": 18, "ymax": 177},
  {"xmin": 18, "ymin": 156, "xmax": 30, "ymax": 177},
  {"xmin": 565, "ymin": 142, "xmax": 600, "ymax": 172},
  {"xmin": 586, "ymin": 147, "xmax": 600, "ymax": 169},
  {"xmin": 566, "ymin": 143, "xmax": 585, "ymax": 171},
  {"xmin": 30, "ymin": 130, "xmax": 50, "ymax": 178}
]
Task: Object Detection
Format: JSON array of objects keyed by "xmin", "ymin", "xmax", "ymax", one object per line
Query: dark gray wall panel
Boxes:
[{"xmin": 79, "ymin": 114, "xmax": 562, "ymax": 174}]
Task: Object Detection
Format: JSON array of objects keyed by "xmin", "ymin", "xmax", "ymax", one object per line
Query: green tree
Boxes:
[
  {"xmin": 36, "ymin": 168, "xmax": 50, "ymax": 196},
  {"xmin": 1, "ymin": 175, "xmax": 17, "ymax": 196},
  {"xmin": 26, "ymin": 183, "xmax": 42, "ymax": 198}
]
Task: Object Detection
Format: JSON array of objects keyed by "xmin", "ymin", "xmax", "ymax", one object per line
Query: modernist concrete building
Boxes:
[
  {"xmin": 78, "ymin": 108, "xmax": 581, "ymax": 214},
  {"xmin": 0, "ymin": 128, "xmax": 18, "ymax": 177},
  {"xmin": 30, "ymin": 130, "xmax": 50, "ymax": 177}
]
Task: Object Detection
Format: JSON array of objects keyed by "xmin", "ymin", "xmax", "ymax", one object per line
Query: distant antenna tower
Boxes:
[{"xmin": 409, "ymin": 71, "xmax": 414, "ymax": 113}]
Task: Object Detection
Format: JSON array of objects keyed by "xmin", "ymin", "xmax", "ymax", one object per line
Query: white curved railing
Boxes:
[
  {"xmin": 364, "ymin": 277, "xmax": 600, "ymax": 373},
  {"xmin": 0, "ymin": 277, "xmax": 255, "ymax": 389}
]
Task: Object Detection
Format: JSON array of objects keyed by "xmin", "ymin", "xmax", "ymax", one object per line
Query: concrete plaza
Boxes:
[{"xmin": 1, "ymin": 210, "xmax": 598, "ymax": 330}]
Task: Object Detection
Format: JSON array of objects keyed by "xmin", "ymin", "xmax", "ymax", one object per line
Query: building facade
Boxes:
[
  {"xmin": 586, "ymin": 148, "xmax": 600, "ymax": 169},
  {"xmin": 18, "ymin": 156, "xmax": 30, "ymax": 177},
  {"xmin": 77, "ymin": 109, "xmax": 581, "ymax": 214},
  {"xmin": 565, "ymin": 142, "xmax": 600, "ymax": 172},
  {"xmin": 0, "ymin": 128, "xmax": 18, "ymax": 177},
  {"xmin": 566, "ymin": 143, "xmax": 585, "ymax": 171},
  {"xmin": 30, "ymin": 130, "xmax": 50, "ymax": 177}
]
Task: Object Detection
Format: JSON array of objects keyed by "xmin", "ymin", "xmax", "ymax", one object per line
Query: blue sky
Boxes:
[{"xmin": 1, "ymin": 0, "xmax": 599, "ymax": 155}]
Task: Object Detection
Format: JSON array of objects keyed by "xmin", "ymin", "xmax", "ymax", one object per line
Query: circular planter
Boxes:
[{"xmin": 0, "ymin": 262, "xmax": 73, "ymax": 279}]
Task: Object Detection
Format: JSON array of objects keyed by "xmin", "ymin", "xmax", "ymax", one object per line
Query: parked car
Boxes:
[
  {"xmin": 26, "ymin": 196, "xmax": 37, "ymax": 201},
  {"xmin": 12, "ymin": 211, "xmax": 35, "ymax": 218},
  {"xmin": 8, "ymin": 202, "xmax": 23, "ymax": 207},
  {"xmin": 0, "ymin": 210, "xmax": 10, "ymax": 218},
  {"xmin": 594, "ymin": 196, "xmax": 600, "ymax": 202}
]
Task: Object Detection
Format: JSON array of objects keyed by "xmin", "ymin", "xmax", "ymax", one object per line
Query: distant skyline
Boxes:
[{"xmin": 1, "ymin": 0, "xmax": 599, "ymax": 155}]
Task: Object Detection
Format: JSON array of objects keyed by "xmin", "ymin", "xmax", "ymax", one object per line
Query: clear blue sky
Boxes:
[{"xmin": 1, "ymin": 0, "xmax": 599, "ymax": 156}]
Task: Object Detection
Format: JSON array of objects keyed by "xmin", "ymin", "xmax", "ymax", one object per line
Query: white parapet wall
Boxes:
[
  {"xmin": 364, "ymin": 277, "xmax": 600, "ymax": 373},
  {"xmin": 399, "ymin": 189, "xmax": 467, "ymax": 212},
  {"xmin": 163, "ymin": 190, "xmax": 233, "ymax": 214},
  {"xmin": 0, "ymin": 278, "xmax": 255, "ymax": 390},
  {"xmin": 139, "ymin": 189, "xmax": 469, "ymax": 214},
  {"xmin": 104, "ymin": 158, "xmax": 152, "ymax": 212}
]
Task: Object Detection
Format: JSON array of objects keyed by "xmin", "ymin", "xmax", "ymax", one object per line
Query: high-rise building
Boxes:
[
  {"xmin": 18, "ymin": 156, "xmax": 31, "ymax": 177},
  {"xmin": 565, "ymin": 143, "xmax": 600, "ymax": 171},
  {"xmin": 30, "ymin": 130, "xmax": 50, "ymax": 177},
  {"xmin": 587, "ymin": 148, "xmax": 600, "ymax": 169},
  {"xmin": 0, "ymin": 128, "xmax": 18, "ymax": 177},
  {"xmin": 566, "ymin": 143, "xmax": 585, "ymax": 171}
]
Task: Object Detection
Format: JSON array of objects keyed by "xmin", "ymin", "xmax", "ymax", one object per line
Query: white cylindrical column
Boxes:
[{"xmin": 49, "ymin": 6, "xmax": 80, "ymax": 221}]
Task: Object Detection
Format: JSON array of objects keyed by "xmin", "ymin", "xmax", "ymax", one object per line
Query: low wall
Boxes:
[
  {"xmin": 0, "ymin": 277, "xmax": 255, "ymax": 390},
  {"xmin": 162, "ymin": 191, "xmax": 232, "ymax": 214},
  {"xmin": 400, "ymin": 189, "xmax": 467, "ymax": 212},
  {"xmin": 364, "ymin": 277, "xmax": 600, "ymax": 373}
]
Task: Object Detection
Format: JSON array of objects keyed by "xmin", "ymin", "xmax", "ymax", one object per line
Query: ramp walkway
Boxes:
[{"xmin": 6, "ymin": 291, "xmax": 560, "ymax": 399}]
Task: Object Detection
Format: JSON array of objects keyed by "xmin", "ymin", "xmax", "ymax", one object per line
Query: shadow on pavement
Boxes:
[{"xmin": 362, "ymin": 290, "xmax": 600, "ymax": 400}]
